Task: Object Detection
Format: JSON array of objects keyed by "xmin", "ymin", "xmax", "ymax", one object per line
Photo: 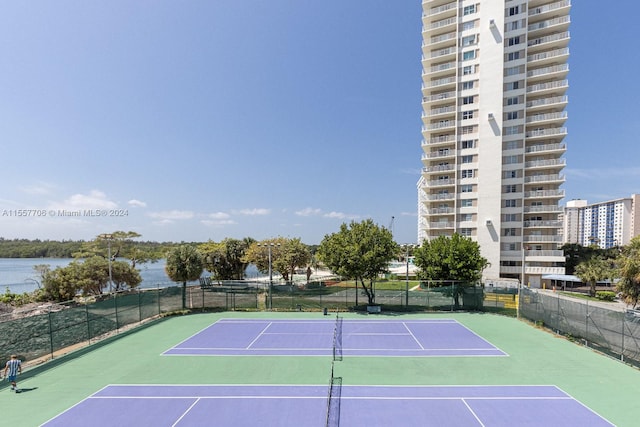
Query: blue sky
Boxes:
[{"xmin": 0, "ymin": 1, "xmax": 637, "ymax": 245}]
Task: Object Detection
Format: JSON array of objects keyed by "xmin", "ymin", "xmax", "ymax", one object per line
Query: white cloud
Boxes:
[
  {"xmin": 128, "ymin": 199, "xmax": 147, "ymax": 208},
  {"xmin": 236, "ymin": 208, "xmax": 270, "ymax": 216},
  {"xmin": 48, "ymin": 190, "xmax": 117, "ymax": 210},
  {"xmin": 295, "ymin": 207, "xmax": 322, "ymax": 217},
  {"xmin": 401, "ymin": 211, "xmax": 417, "ymax": 217},
  {"xmin": 207, "ymin": 212, "xmax": 231, "ymax": 220},
  {"xmin": 323, "ymin": 211, "xmax": 359, "ymax": 220},
  {"xmin": 201, "ymin": 219, "xmax": 237, "ymax": 227},
  {"xmin": 147, "ymin": 210, "xmax": 195, "ymax": 220}
]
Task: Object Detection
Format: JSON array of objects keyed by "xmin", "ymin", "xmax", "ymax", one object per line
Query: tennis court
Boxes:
[
  {"xmin": 40, "ymin": 384, "xmax": 613, "ymax": 427},
  {"xmin": 3, "ymin": 312, "xmax": 638, "ymax": 426},
  {"xmin": 163, "ymin": 318, "xmax": 507, "ymax": 357}
]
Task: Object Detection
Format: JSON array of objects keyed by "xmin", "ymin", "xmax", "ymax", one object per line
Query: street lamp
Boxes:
[
  {"xmin": 402, "ymin": 244, "xmax": 415, "ymax": 308},
  {"xmin": 98, "ymin": 233, "xmax": 114, "ymax": 293}
]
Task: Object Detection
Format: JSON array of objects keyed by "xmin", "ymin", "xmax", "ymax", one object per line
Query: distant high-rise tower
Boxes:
[{"xmin": 418, "ymin": 1, "xmax": 570, "ymax": 287}]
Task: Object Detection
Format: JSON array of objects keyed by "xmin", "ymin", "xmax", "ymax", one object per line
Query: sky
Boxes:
[{"xmin": 0, "ymin": 1, "xmax": 637, "ymax": 246}]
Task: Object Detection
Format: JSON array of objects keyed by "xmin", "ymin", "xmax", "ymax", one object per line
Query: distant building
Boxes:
[{"xmin": 563, "ymin": 195, "xmax": 640, "ymax": 248}]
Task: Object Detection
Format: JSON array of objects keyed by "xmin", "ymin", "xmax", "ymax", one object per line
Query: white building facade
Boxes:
[
  {"xmin": 418, "ymin": 0, "xmax": 569, "ymax": 287},
  {"xmin": 563, "ymin": 195, "xmax": 640, "ymax": 248}
]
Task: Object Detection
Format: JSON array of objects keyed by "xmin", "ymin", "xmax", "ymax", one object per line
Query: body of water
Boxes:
[{"xmin": 0, "ymin": 258, "xmax": 261, "ymax": 294}]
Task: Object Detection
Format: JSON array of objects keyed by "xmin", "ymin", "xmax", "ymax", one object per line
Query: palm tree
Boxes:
[
  {"xmin": 165, "ymin": 245, "xmax": 204, "ymax": 309},
  {"xmin": 575, "ymin": 256, "xmax": 613, "ymax": 297}
]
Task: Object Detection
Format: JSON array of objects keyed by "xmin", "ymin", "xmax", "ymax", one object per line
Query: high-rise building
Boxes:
[
  {"xmin": 418, "ymin": 1, "xmax": 569, "ymax": 287},
  {"xmin": 563, "ymin": 195, "xmax": 640, "ymax": 249}
]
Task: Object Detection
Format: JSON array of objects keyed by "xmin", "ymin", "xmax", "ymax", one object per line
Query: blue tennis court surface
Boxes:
[
  {"xmin": 41, "ymin": 384, "xmax": 614, "ymax": 427},
  {"xmin": 163, "ymin": 318, "xmax": 507, "ymax": 357}
]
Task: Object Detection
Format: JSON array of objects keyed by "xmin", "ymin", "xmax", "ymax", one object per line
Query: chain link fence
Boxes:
[
  {"xmin": 0, "ymin": 281, "xmax": 520, "ymax": 367},
  {"xmin": 519, "ymin": 287, "xmax": 640, "ymax": 366}
]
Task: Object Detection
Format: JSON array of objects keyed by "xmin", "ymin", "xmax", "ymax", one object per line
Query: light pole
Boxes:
[
  {"xmin": 402, "ymin": 244, "xmax": 415, "ymax": 308},
  {"xmin": 258, "ymin": 242, "xmax": 277, "ymax": 310},
  {"xmin": 98, "ymin": 233, "xmax": 114, "ymax": 293}
]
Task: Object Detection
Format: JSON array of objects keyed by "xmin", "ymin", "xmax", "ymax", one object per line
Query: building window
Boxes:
[
  {"xmin": 460, "ymin": 228, "xmax": 473, "ymax": 236},
  {"xmin": 506, "ymin": 96, "xmax": 519, "ymax": 105},
  {"xmin": 507, "ymin": 51, "xmax": 520, "ymax": 61},
  {"xmin": 462, "ymin": 110, "xmax": 474, "ymax": 119},
  {"xmin": 504, "ymin": 228, "xmax": 517, "ymax": 236},
  {"xmin": 460, "ymin": 139, "xmax": 476, "ymax": 149},
  {"xmin": 504, "ymin": 140, "xmax": 520, "ymax": 150},
  {"xmin": 503, "ymin": 213, "xmax": 518, "ymax": 222},
  {"xmin": 461, "ymin": 21, "xmax": 476, "ymax": 31},
  {"xmin": 460, "ymin": 214, "xmax": 473, "ymax": 222},
  {"xmin": 505, "ymin": 199, "xmax": 517, "ymax": 208},
  {"xmin": 462, "ymin": 96, "xmax": 474, "ymax": 104},
  {"xmin": 503, "ymin": 170, "xmax": 517, "ymax": 179},
  {"xmin": 461, "ymin": 155, "xmax": 473, "ymax": 163},
  {"xmin": 460, "ymin": 126, "xmax": 475, "ymax": 134},
  {"xmin": 504, "ymin": 125, "xmax": 521, "ymax": 135},
  {"xmin": 461, "ymin": 81, "xmax": 475, "ymax": 90},
  {"xmin": 507, "ymin": 6, "xmax": 520, "ymax": 16},
  {"xmin": 507, "ymin": 36, "xmax": 521, "ymax": 46},
  {"xmin": 463, "ymin": 5, "xmax": 477, "ymax": 15},
  {"xmin": 506, "ymin": 111, "xmax": 519, "ymax": 120},
  {"xmin": 503, "ymin": 155, "xmax": 519, "ymax": 164},
  {"xmin": 461, "ymin": 35, "xmax": 476, "ymax": 46},
  {"xmin": 505, "ymin": 65, "xmax": 522, "ymax": 76},
  {"xmin": 462, "ymin": 50, "xmax": 476, "ymax": 61},
  {"xmin": 460, "ymin": 184, "xmax": 473, "ymax": 193},
  {"xmin": 461, "ymin": 169, "xmax": 475, "ymax": 178},
  {"xmin": 461, "ymin": 199, "xmax": 473, "ymax": 207},
  {"xmin": 504, "ymin": 184, "xmax": 518, "ymax": 193},
  {"xmin": 462, "ymin": 65, "xmax": 476, "ymax": 75},
  {"xmin": 505, "ymin": 81, "xmax": 520, "ymax": 91},
  {"xmin": 507, "ymin": 21, "xmax": 520, "ymax": 31}
]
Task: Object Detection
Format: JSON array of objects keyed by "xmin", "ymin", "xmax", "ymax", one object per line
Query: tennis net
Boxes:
[
  {"xmin": 325, "ymin": 359, "xmax": 342, "ymax": 427},
  {"xmin": 331, "ymin": 310, "xmax": 343, "ymax": 362}
]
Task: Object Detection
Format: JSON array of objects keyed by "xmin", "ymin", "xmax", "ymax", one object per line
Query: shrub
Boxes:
[{"xmin": 596, "ymin": 291, "xmax": 616, "ymax": 302}]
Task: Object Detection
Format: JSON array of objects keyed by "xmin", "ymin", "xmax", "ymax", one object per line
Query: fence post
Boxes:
[
  {"xmin": 86, "ymin": 304, "xmax": 91, "ymax": 345},
  {"xmin": 585, "ymin": 299, "xmax": 589, "ymax": 347},
  {"xmin": 114, "ymin": 292, "xmax": 120, "ymax": 332},
  {"xmin": 48, "ymin": 306, "xmax": 54, "ymax": 360},
  {"xmin": 621, "ymin": 313, "xmax": 625, "ymax": 362}
]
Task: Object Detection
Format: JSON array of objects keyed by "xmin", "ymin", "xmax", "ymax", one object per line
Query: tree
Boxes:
[
  {"xmin": 165, "ymin": 245, "xmax": 204, "ymax": 309},
  {"xmin": 317, "ymin": 219, "xmax": 397, "ymax": 305},
  {"xmin": 273, "ymin": 238, "xmax": 311, "ymax": 283},
  {"xmin": 413, "ymin": 234, "xmax": 489, "ymax": 308},
  {"xmin": 199, "ymin": 238, "xmax": 254, "ymax": 281},
  {"xmin": 617, "ymin": 237, "xmax": 640, "ymax": 307},
  {"xmin": 575, "ymin": 256, "xmax": 614, "ymax": 297}
]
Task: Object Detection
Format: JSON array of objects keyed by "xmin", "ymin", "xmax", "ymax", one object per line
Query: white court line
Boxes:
[
  {"xmin": 245, "ymin": 322, "xmax": 273, "ymax": 349},
  {"xmin": 461, "ymin": 398, "xmax": 486, "ymax": 427},
  {"xmin": 552, "ymin": 385, "xmax": 616, "ymax": 427},
  {"xmin": 171, "ymin": 398, "xmax": 200, "ymax": 427},
  {"xmin": 453, "ymin": 320, "xmax": 509, "ymax": 356},
  {"xmin": 403, "ymin": 321, "xmax": 425, "ymax": 349}
]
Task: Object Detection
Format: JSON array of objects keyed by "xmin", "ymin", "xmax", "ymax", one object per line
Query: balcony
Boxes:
[
  {"xmin": 423, "ymin": 1, "xmax": 457, "ymax": 19},
  {"xmin": 527, "ymin": 64, "xmax": 569, "ymax": 82},
  {"xmin": 524, "ymin": 173, "xmax": 565, "ymax": 184},
  {"xmin": 428, "ymin": 178, "xmax": 455, "ymax": 187},
  {"xmin": 423, "ymin": 16, "xmax": 457, "ymax": 33},
  {"xmin": 526, "ymin": 127, "xmax": 567, "ymax": 140},
  {"xmin": 423, "ymin": 164, "xmax": 455, "ymax": 174},
  {"xmin": 527, "ymin": 48, "xmax": 569, "ymax": 67},
  {"xmin": 525, "ymin": 143, "xmax": 566, "ymax": 155},
  {"xmin": 423, "ymin": 76, "xmax": 457, "ymax": 90},
  {"xmin": 528, "ymin": 31, "xmax": 570, "ymax": 53},
  {"xmin": 523, "ymin": 220, "xmax": 563, "ymax": 228},
  {"xmin": 424, "ymin": 32, "xmax": 457, "ymax": 48},
  {"xmin": 422, "ymin": 120, "xmax": 455, "ymax": 132},
  {"xmin": 427, "ymin": 207, "xmax": 454, "ymax": 215},
  {"xmin": 524, "ymin": 205, "xmax": 563, "ymax": 213},
  {"xmin": 528, "ymin": 0, "xmax": 571, "ymax": 21},
  {"xmin": 422, "ymin": 91, "xmax": 456, "ymax": 105},
  {"xmin": 525, "ymin": 159, "xmax": 566, "ymax": 171},
  {"xmin": 526, "ymin": 95, "xmax": 568, "ymax": 111},
  {"xmin": 423, "ymin": 61, "xmax": 456, "ymax": 78},
  {"xmin": 422, "ymin": 148, "xmax": 455, "ymax": 160},
  {"xmin": 424, "ymin": 193, "xmax": 455, "ymax": 201},
  {"xmin": 525, "ymin": 250, "xmax": 565, "ymax": 258},
  {"xmin": 523, "ymin": 235, "xmax": 563, "ymax": 243},
  {"xmin": 526, "ymin": 112, "xmax": 568, "ymax": 126},
  {"xmin": 524, "ymin": 189, "xmax": 565, "ymax": 199},
  {"xmin": 422, "ymin": 134, "xmax": 455, "ymax": 147},
  {"xmin": 429, "ymin": 221, "xmax": 455, "ymax": 229},
  {"xmin": 526, "ymin": 80, "xmax": 568, "ymax": 97},
  {"xmin": 528, "ymin": 15, "xmax": 570, "ymax": 34},
  {"xmin": 424, "ymin": 105, "xmax": 456, "ymax": 118}
]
